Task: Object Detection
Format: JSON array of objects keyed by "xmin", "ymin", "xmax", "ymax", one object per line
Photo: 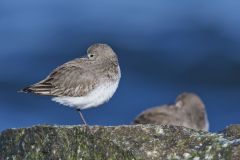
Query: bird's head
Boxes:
[
  {"xmin": 87, "ymin": 43, "xmax": 118, "ymax": 63},
  {"xmin": 175, "ymin": 92, "xmax": 205, "ymax": 111}
]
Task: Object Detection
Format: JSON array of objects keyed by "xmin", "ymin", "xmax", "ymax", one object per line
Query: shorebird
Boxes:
[
  {"xmin": 133, "ymin": 92, "xmax": 209, "ymax": 131},
  {"xmin": 21, "ymin": 43, "xmax": 121, "ymax": 125}
]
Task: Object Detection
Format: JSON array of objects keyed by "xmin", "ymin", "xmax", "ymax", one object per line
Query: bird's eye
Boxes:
[{"xmin": 89, "ymin": 54, "xmax": 94, "ymax": 58}]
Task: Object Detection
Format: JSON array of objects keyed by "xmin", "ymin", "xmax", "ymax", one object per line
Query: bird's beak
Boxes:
[{"xmin": 81, "ymin": 55, "xmax": 88, "ymax": 59}]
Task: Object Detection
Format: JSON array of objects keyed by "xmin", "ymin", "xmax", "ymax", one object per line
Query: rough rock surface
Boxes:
[
  {"xmin": 0, "ymin": 125, "xmax": 240, "ymax": 160},
  {"xmin": 222, "ymin": 124, "xmax": 240, "ymax": 140},
  {"xmin": 220, "ymin": 124, "xmax": 240, "ymax": 160}
]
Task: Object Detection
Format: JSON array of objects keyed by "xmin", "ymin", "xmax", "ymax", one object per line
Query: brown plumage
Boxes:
[
  {"xmin": 22, "ymin": 59, "xmax": 98, "ymax": 97},
  {"xmin": 133, "ymin": 92, "xmax": 209, "ymax": 131},
  {"xmin": 20, "ymin": 43, "xmax": 121, "ymax": 125},
  {"xmin": 21, "ymin": 44, "xmax": 120, "ymax": 97}
]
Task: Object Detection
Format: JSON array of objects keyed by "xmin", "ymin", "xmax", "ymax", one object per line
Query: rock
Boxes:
[
  {"xmin": 0, "ymin": 125, "xmax": 240, "ymax": 160},
  {"xmin": 220, "ymin": 124, "xmax": 240, "ymax": 160},
  {"xmin": 221, "ymin": 124, "xmax": 240, "ymax": 140}
]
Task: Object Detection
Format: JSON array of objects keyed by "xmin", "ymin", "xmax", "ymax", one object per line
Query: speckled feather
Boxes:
[
  {"xmin": 23, "ymin": 59, "xmax": 98, "ymax": 97},
  {"xmin": 21, "ymin": 43, "xmax": 120, "ymax": 102}
]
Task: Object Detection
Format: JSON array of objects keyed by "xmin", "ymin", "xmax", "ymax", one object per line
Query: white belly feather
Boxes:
[{"xmin": 52, "ymin": 80, "xmax": 119, "ymax": 110}]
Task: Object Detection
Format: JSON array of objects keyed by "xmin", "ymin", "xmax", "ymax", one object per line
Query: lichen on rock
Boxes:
[
  {"xmin": 0, "ymin": 124, "xmax": 240, "ymax": 160},
  {"xmin": 221, "ymin": 124, "xmax": 240, "ymax": 140}
]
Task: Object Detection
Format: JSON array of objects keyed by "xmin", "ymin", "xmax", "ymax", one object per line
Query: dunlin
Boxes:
[
  {"xmin": 21, "ymin": 43, "xmax": 121, "ymax": 125},
  {"xmin": 133, "ymin": 92, "xmax": 209, "ymax": 131}
]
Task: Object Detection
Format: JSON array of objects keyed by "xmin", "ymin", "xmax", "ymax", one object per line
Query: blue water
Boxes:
[{"xmin": 1, "ymin": 0, "xmax": 240, "ymax": 132}]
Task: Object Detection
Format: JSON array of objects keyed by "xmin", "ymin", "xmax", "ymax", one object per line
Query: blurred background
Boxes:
[{"xmin": 0, "ymin": 0, "xmax": 240, "ymax": 132}]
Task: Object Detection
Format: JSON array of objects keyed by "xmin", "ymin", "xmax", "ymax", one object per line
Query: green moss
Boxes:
[{"xmin": 0, "ymin": 125, "xmax": 240, "ymax": 160}]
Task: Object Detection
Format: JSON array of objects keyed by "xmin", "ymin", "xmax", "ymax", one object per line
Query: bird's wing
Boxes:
[
  {"xmin": 133, "ymin": 105, "xmax": 181, "ymax": 125},
  {"xmin": 22, "ymin": 59, "xmax": 98, "ymax": 97}
]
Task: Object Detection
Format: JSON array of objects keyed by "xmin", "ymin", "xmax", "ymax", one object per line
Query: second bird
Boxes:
[
  {"xmin": 133, "ymin": 93, "xmax": 209, "ymax": 131},
  {"xmin": 21, "ymin": 43, "xmax": 121, "ymax": 125}
]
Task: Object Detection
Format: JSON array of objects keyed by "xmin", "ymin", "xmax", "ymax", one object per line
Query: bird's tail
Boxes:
[
  {"xmin": 18, "ymin": 84, "xmax": 51, "ymax": 95},
  {"xmin": 18, "ymin": 86, "xmax": 34, "ymax": 93}
]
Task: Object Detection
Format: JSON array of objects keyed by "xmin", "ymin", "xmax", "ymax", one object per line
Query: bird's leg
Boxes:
[
  {"xmin": 76, "ymin": 109, "xmax": 93, "ymax": 135},
  {"xmin": 76, "ymin": 109, "xmax": 88, "ymax": 125}
]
